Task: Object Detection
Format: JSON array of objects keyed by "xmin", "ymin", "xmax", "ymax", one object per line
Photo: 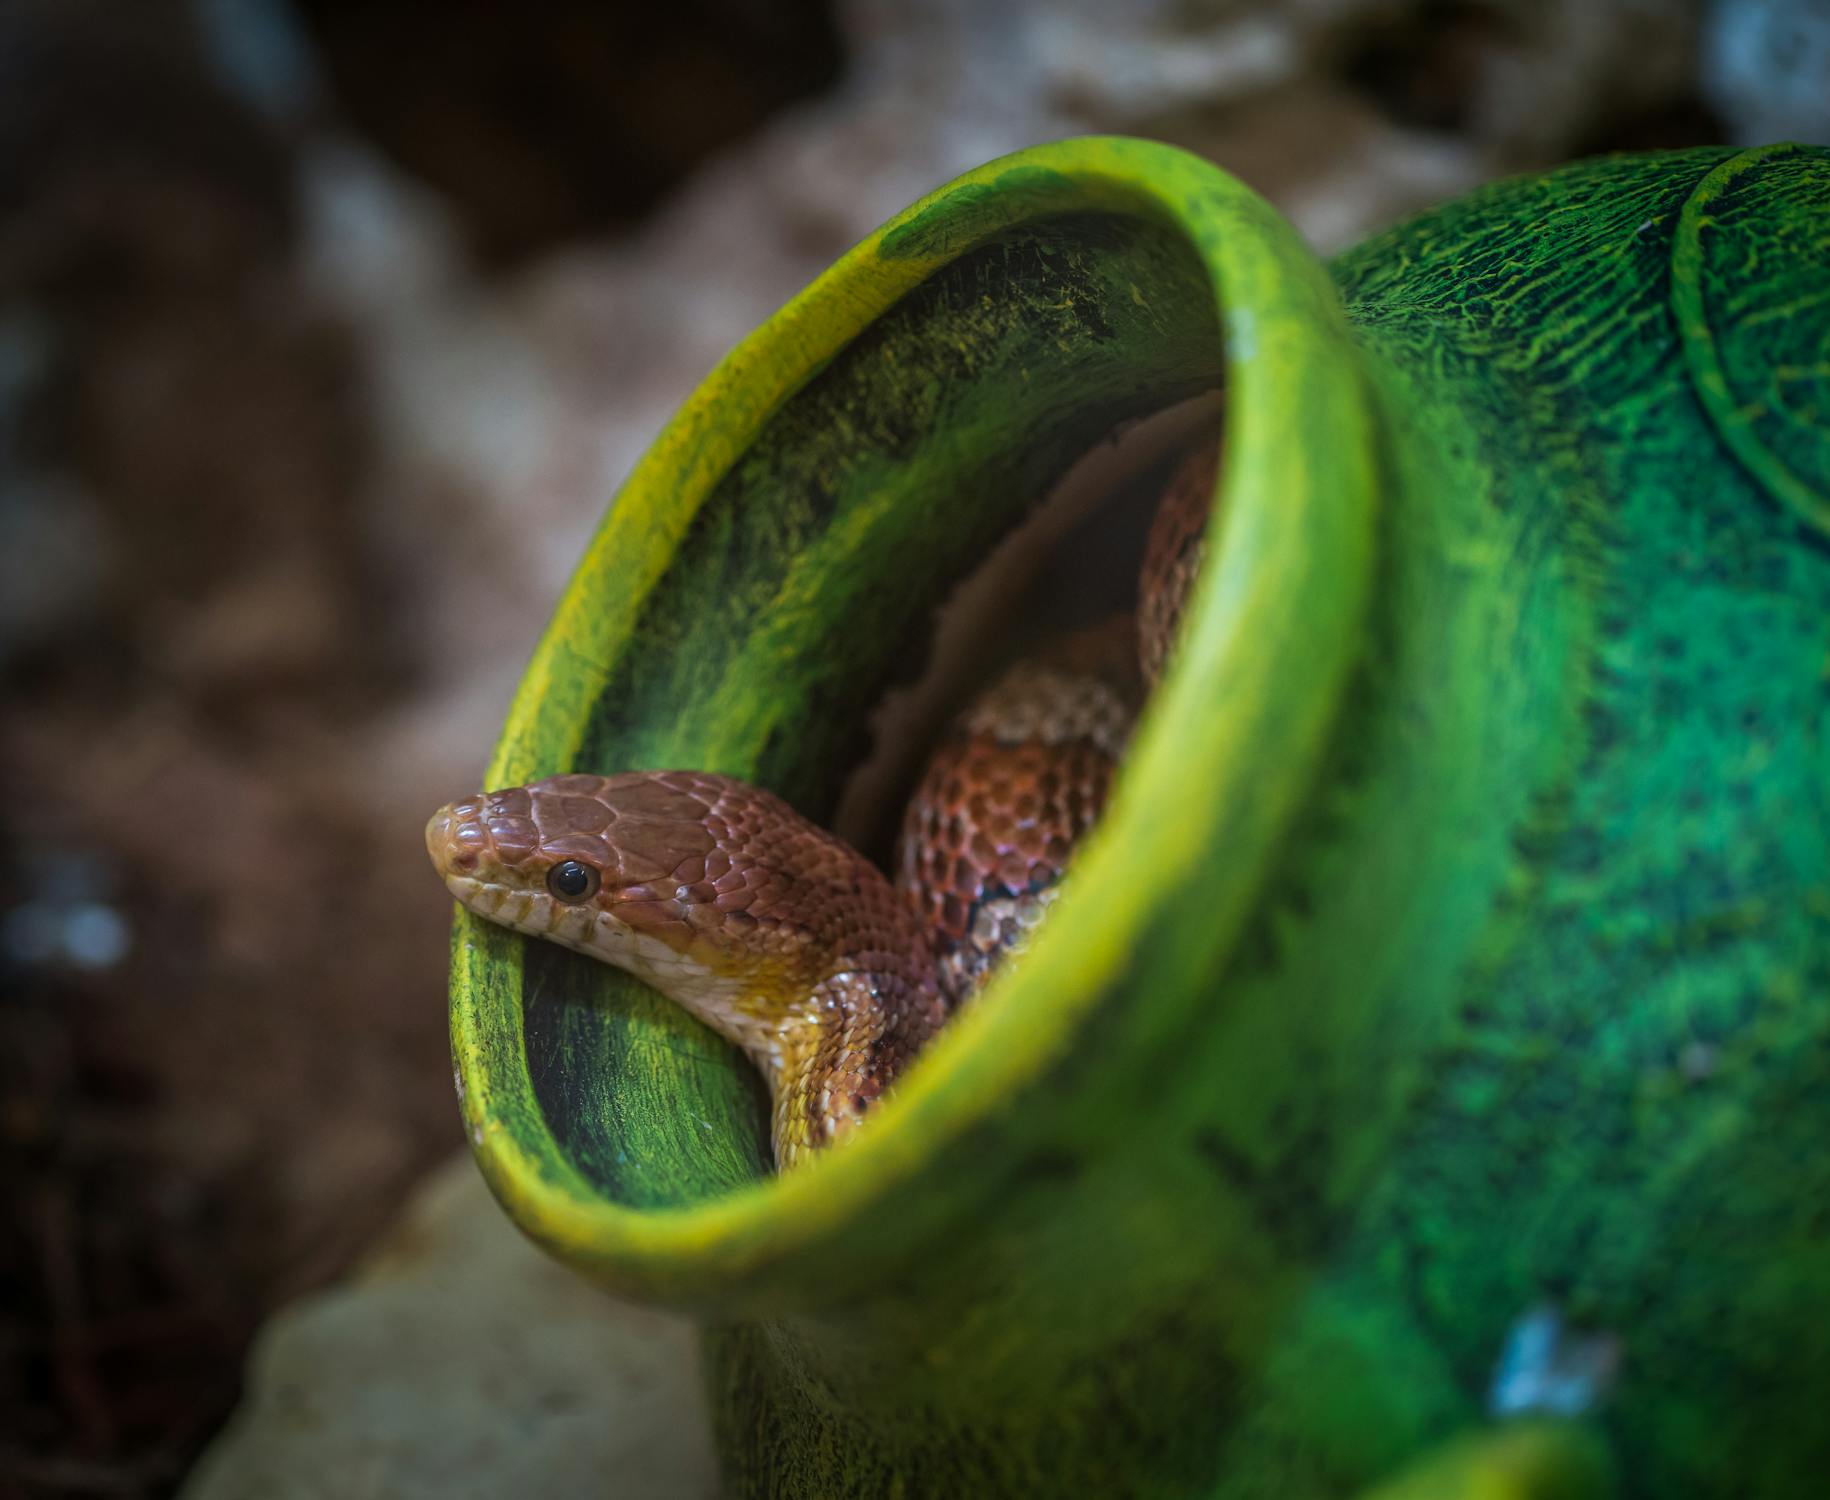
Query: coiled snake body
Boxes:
[{"xmin": 427, "ymin": 436, "xmax": 1216, "ymax": 1166}]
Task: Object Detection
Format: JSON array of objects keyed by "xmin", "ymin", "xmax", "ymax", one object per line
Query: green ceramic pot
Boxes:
[{"xmin": 447, "ymin": 139, "xmax": 1830, "ymax": 1497}]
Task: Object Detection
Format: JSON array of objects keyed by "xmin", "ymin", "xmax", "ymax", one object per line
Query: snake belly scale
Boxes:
[{"xmin": 427, "ymin": 432, "xmax": 1217, "ymax": 1166}]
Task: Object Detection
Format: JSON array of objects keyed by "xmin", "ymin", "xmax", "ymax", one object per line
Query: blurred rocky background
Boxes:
[{"xmin": 0, "ymin": 0, "xmax": 1824, "ymax": 1493}]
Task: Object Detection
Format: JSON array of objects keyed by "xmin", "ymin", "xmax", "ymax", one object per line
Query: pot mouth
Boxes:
[{"xmin": 448, "ymin": 136, "xmax": 1379, "ymax": 1308}]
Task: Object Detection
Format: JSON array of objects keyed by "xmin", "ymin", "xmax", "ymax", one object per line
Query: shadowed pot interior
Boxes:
[{"xmin": 449, "ymin": 139, "xmax": 1830, "ymax": 1498}]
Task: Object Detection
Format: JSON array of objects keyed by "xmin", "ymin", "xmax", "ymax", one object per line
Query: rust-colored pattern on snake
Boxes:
[{"xmin": 894, "ymin": 616, "xmax": 1142, "ymax": 1006}]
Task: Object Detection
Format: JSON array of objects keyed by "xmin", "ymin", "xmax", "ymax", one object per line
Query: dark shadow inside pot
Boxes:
[{"xmin": 513, "ymin": 207, "xmax": 1225, "ymax": 1209}]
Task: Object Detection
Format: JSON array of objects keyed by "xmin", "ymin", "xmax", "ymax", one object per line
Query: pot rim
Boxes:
[{"xmin": 447, "ymin": 134, "xmax": 1381, "ymax": 1302}]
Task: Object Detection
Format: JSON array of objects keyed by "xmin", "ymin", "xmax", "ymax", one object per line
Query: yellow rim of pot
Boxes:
[{"xmin": 448, "ymin": 135, "xmax": 1379, "ymax": 1300}]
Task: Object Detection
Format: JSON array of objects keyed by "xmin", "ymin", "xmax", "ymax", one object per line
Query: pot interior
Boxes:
[{"xmin": 507, "ymin": 206, "xmax": 1225, "ymax": 1209}]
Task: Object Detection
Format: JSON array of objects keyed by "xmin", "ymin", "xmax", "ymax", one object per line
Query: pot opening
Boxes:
[{"xmin": 484, "ymin": 203, "xmax": 1228, "ymax": 1213}]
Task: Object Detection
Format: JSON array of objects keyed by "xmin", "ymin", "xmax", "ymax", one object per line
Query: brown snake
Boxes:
[{"xmin": 426, "ymin": 435, "xmax": 1216, "ymax": 1166}]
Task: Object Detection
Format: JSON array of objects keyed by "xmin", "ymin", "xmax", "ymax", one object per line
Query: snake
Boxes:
[{"xmin": 426, "ymin": 433, "xmax": 1217, "ymax": 1166}]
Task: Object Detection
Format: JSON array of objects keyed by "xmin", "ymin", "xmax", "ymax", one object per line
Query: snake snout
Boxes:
[
  {"xmin": 424, "ymin": 798, "xmax": 489, "ymax": 880},
  {"xmin": 424, "ymin": 805, "xmax": 456, "ymax": 865},
  {"xmin": 426, "ymin": 790, "xmax": 586, "ymax": 949}
]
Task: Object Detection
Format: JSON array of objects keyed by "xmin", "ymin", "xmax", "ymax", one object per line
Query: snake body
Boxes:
[{"xmin": 427, "ymin": 434, "xmax": 1216, "ymax": 1166}]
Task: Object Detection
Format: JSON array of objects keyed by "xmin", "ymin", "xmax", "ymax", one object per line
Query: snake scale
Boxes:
[{"xmin": 427, "ymin": 433, "xmax": 1217, "ymax": 1166}]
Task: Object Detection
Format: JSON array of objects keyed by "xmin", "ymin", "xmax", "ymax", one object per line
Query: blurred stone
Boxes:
[
  {"xmin": 1703, "ymin": 0, "xmax": 1830, "ymax": 144},
  {"xmin": 180, "ymin": 1156, "xmax": 718, "ymax": 1500}
]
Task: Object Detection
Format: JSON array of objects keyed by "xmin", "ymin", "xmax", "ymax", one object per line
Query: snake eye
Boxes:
[{"xmin": 546, "ymin": 860, "xmax": 600, "ymax": 903}]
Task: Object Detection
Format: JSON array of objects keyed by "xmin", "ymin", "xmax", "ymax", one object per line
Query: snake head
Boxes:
[
  {"xmin": 430, "ymin": 769, "xmax": 949, "ymax": 1163},
  {"xmin": 425, "ymin": 770, "xmax": 922, "ymax": 1057}
]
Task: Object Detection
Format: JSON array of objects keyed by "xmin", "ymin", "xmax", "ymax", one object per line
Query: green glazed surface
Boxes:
[{"xmin": 448, "ymin": 138, "xmax": 1830, "ymax": 1497}]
